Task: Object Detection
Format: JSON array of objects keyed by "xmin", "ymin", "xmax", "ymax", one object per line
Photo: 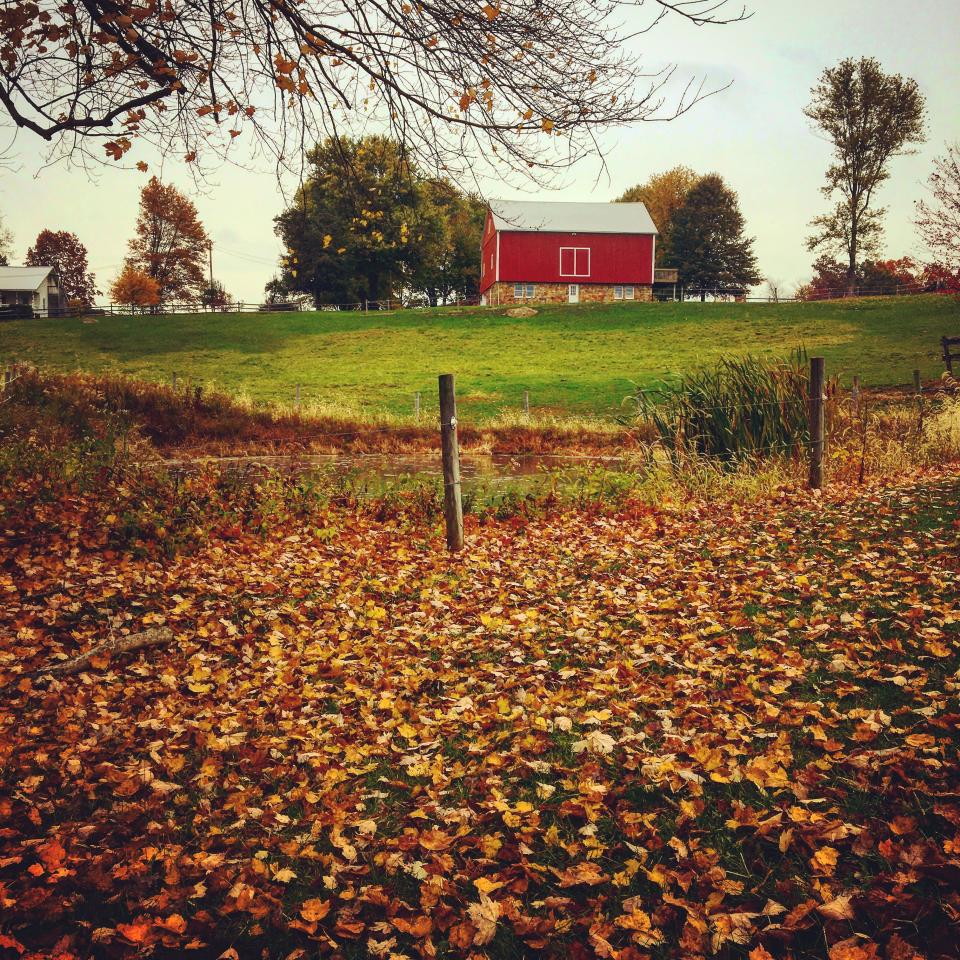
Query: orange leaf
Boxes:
[
  {"xmin": 300, "ymin": 898, "xmax": 331, "ymax": 923},
  {"xmin": 156, "ymin": 914, "xmax": 187, "ymax": 934},
  {"xmin": 117, "ymin": 922, "xmax": 152, "ymax": 944},
  {"xmin": 38, "ymin": 838, "xmax": 66, "ymax": 871}
]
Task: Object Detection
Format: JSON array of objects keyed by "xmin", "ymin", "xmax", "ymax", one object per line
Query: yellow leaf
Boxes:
[
  {"xmin": 474, "ymin": 877, "xmax": 504, "ymax": 894},
  {"xmin": 810, "ymin": 846, "xmax": 839, "ymax": 876}
]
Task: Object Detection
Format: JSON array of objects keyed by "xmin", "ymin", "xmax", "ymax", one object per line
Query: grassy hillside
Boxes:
[{"xmin": 2, "ymin": 295, "xmax": 957, "ymax": 418}]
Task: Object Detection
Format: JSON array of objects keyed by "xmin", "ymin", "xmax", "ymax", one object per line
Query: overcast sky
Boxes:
[{"xmin": 1, "ymin": 0, "xmax": 958, "ymax": 302}]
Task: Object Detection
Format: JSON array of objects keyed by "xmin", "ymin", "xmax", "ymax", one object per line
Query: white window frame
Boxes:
[
  {"xmin": 625, "ymin": 285, "xmax": 635, "ymax": 300},
  {"xmin": 513, "ymin": 283, "xmax": 536, "ymax": 300},
  {"xmin": 614, "ymin": 285, "xmax": 623, "ymax": 300},
  {"xmin": 559, "ymin": 246, "xmax": 591, "ymax": 278}
]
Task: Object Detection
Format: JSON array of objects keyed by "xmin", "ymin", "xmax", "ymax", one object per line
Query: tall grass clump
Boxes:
[{"xmin": 636, "ymin": 351, "xmax": 811, "ymax": 461}]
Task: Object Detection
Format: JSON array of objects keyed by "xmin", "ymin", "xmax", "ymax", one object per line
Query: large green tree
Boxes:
[
  {"xmin": 805, "ymin": 57, "xmax": 925, "ymax": 295},
  {"xmin": 407, "ymin": 180, "xmax": 486, "ymax": 306},
  {"xmin": 274, "ymin": 137, "xmax": 483, "ymax": 307},
  {"xmin": 615, "ymin": 165, "xmax": 700, "ymax": 265},
  {"xmin": 669, "ymin": 174, "xmax": 760, "ymax": 300}
]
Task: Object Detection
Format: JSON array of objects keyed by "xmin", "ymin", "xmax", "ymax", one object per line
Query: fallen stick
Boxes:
[{"xmin": 42, "ymin": 627, "xmax": 175, "ymax": 677}]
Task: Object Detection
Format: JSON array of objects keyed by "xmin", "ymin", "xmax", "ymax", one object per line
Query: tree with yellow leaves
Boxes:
[{"xmin": 616, "ymin": 166, "xmax": 702, "ymax": 266}]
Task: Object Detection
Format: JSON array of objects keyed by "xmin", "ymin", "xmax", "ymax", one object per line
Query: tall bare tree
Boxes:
[
  {"xmin": 0, "ymin": 211, "xmax": 12, "ymax": 265},
  {"xmin": 915, "ymin": 142, "xmax": 960, "ymax": 272},
  {"xmin": 0, "ymin": 0, "xmax": 745, "ymax": 180},
  {"xmin": 804, "ymin": 57, "xmax": 925, "ymax": 295}
]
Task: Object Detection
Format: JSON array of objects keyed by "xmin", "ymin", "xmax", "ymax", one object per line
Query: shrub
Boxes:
[{"xmin": 635, "ymin": 352, "xmax": 811, "ymax": 461}]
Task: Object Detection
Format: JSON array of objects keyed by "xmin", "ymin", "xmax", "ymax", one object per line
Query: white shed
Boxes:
[{"xmin": 0, "ymin": 266, "xmax": 60, "ymax": 317}]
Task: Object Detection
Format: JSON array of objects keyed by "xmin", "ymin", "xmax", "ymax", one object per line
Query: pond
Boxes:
[{"xmin": 155, "ymin": 451, "xmax": 626, "ymax": 485}]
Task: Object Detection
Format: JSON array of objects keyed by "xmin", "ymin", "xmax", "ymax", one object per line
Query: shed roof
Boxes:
[
  {"xmin": 489, "ymin": 199, "xmax": 658, "ymax": 235},
  {"xmin": 0, "ymin": 265, "xmax": 53, "ymax": 291}
]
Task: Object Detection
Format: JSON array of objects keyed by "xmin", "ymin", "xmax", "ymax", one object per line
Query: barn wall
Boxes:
[
  {"xmin": 497, "ymin": 231, "xmax": 655, "ymax": 285},
  {"xmin": 485, "ymin": 282, "xmax": 653, "ymax": 305},
  {"xmin": 479, "ymin": 214, "xmax": 498, "ymax": 293}
]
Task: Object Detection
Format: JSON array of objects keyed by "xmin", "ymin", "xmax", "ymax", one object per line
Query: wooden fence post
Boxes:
[
  {"xmin": 851, "ymin": 374, "xmax": 861, "ymax": 416},
  {"xmin": 415, "ymin": 391, "xmax": 421, "ymax": 421},
  {"xmin": 171, "ymin": 372, "xmax": 178, "ymax": 391},
  {"xmin": 523, "ymin": 390, "xmax": 530, "ymax": 417},
  {"xmin": 295, "ymin": 382, "xmax": 301, "ymax": 411},
  {"xmin": 808, "ymin": 356, "xmax": 825, "ymax": 490},
  {"xmin": 913, "ymin": 369, "xmax": 924, "ymax": 436},
  {"xmin": 438, "ymin": 374, "xmax": 464, "ymax": 552},
  {"xmin": 942, "ymin": 336, "xmax": 954, "ymax": 376}
]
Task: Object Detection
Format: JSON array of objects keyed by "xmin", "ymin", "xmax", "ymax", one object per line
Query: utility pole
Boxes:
[{"xmin": 207, "ymin": 239, "xmax": 214, "ymax": 309}]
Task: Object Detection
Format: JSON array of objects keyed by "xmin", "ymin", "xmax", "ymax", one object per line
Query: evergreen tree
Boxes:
[{"xmin": 669, "ymin": 174, "xmax": 760, "ymax": 300}]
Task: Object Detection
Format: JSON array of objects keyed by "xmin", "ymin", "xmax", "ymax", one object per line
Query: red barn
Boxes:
[{"xmin": 479, "ymin": 199, "xmax": 658, "ymax": 306}]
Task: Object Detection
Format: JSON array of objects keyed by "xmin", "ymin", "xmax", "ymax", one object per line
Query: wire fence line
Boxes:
[{"xmin": 13, "ymin": 279, "xmax": 956, "ymax": 321}]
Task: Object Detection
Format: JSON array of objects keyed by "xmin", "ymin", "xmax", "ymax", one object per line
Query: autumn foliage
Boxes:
[
  {"xmin": 0, "ymin": 370, "xmax": 959, "ymax": 959},
  {"xmin": 24, "ymin": 229, "xmax": 99, "ymax": 308},
  {"xmin": 125, "ymin": 177, "xmax": 209, "ymax": 304},
  {"xmin": 0, "ymin": 0, "xmax": 745, "ymax": 177},
  {"xmin": 110, "ymin": 264, "xmax": 161, "ymax": 311}
]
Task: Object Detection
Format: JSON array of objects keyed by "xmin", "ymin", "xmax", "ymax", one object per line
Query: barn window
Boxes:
[
  {"xmin": 514, "ymin": 283, "xmax": 536, "ymax": 299},
  {"xmin": 625, "ymin": 285, "xmax": 635, "ymax": 300},
  {"xmin": 614, "ymin": 286, "xmax": 623, "ymax": 300},
  {"xmin": 560, "ymin": 247, "xmax": 590, "ymax": 277}
]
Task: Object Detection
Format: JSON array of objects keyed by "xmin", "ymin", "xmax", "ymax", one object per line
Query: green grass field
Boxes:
[{"xmin": 3, "ymin": 295, "xmax": 957, "ymax": 419}]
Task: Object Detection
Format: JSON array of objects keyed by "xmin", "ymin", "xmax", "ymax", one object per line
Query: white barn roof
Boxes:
[
  {"xmin": 0, "ymin": 265, "xmax": 53, "ymax": 291},
  {"xmin": 489, "ymin": 199, "xmax": 658, "ymax": 235}
]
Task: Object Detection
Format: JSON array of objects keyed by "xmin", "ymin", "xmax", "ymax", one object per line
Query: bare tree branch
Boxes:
[{"xmin": 0, "ymin": 0, "xmax": 747, "ymax": 180}]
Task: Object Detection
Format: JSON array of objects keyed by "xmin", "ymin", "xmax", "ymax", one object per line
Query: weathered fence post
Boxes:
[
  {"xmin": 295, "ymin": 382, "xmax": 301, "ymax": 411},
  {"xmin": 851, "ymin": 375, "xmax": 861, "ymax": 416},
  {"xmin": 523, "ymin": 390, "xmax": 530, "ymax": 417},
  {"xmin": 415, "ymin": 392, "xmax": 421, "ymax": 421},
  {"xmin": 438, "ymin": 374, "xmax": 464, "ymax": 552},
  {"xmin": 942, "ymin": 336, "xmax": 955, "ymax": 375},
  {"xmin": 913, "ymin": 369, "xmax": 924, "ymax": 436},
  {"xmin": 3, "ymin": 367, "xmax": 12, "ymax": 391},
  {"xmin": 171, "ymin": 372, "xmax": 178, "ymax": 391},
  {"xmin": 808, "ymin": 356, "xmax": 825, "ymax": 490}
]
